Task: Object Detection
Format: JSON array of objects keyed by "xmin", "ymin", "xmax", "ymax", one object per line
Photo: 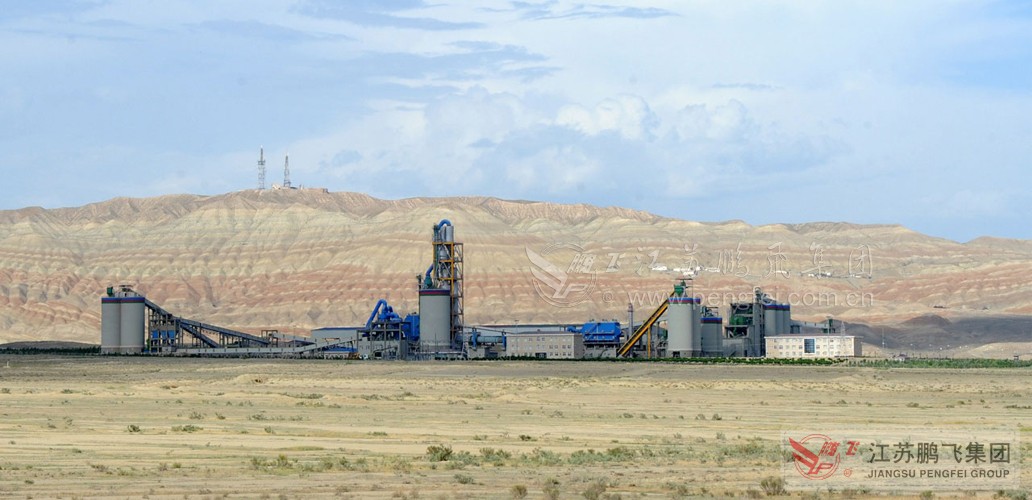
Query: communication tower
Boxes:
[
  {"xmin": 283, "ymin": 154, "xmax": 291, "ymax": 188},
  {"xmin": 257, "ymin": 146, "xmax": 266, "ymax": 190}
]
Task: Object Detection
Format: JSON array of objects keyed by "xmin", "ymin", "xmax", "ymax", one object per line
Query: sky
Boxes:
[{"xmin": 1, "ymin": 1, "xmax": 1030, "ymax": 242}]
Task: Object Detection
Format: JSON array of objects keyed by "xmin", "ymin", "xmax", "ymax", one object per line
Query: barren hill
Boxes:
[{"xmin": 0, "ymin": 189, "xmax": 1029, "ymax": 347}]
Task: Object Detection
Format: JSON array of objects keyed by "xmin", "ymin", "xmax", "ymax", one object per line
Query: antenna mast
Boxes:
[
  {"xmin": 283, "ymin": 154, "xmax": 291, "ymax": 188},
  {"xmin": 257, "ymin": 146, "xmax": 266, "ymax": 190}
]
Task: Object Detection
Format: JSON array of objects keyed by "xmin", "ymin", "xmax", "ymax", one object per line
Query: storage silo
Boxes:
[
  {"xmin": 690, "ymin": 299, "xmax": 701, "ymax": 356},
  {"xmin": 100, "ymin": 296, "xmax": 121, "ymax": 354},
  {"xmin": 666, "ymin": 296, "xmax": 696, "ymax": 357},
  {"xmin": 700, "ymin": 310, "xmax": 723, "ymax": 356},
  {"xmin": 781, "ymin": 304, "xmax": 791, "ymax": 334},
  {"xmin": 119, "ymin": 296, "xmax": 146, "ymax": 353},
  {"xmin": 418, "ymin": 289, "xmax": 451, "ymax": 352},
  {"xmin": 764, "ymin": 303, "xmax": 781, "ymax": 336}
]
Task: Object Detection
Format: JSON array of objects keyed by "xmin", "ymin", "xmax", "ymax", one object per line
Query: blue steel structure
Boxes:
[
  {"xmin": 566, "ymin": 321, "xmax": 622, "ymax": 345},
  {"xmin": 358, "ymin": 298, "xmax": 408, "ymax": 359}
]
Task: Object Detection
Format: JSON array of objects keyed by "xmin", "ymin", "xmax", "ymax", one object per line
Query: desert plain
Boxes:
[{"xmin": 0, "ymin": 357, "xmax": 1028, "ymax": 499}]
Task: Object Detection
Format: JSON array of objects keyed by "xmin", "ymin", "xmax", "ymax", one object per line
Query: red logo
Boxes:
[{"xmin": 790, "ymin": 434, "xmax": 841, "ymax": 480}]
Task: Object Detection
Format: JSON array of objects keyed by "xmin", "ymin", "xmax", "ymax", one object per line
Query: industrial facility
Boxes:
[{"xmin": 100, "ymin": 218, "xmax": 860, "ymax": 359}]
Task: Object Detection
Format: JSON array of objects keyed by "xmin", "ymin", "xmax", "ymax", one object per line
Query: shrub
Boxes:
[
  {"xmin": 994, "ymin": 491, "xmax": 1029, "ymax": 500},
  {"xmin": 581, "ymin": 480, "xmax": 607, "ymax": 500},
  {"xmin": 543, "ymin": 478, "xmax": 561, "ymax": 500},
  {"xmin": 426, "ymin": 444, "xmax": 453, "ymax": 462},
  {"xmin": 510, "ymin": 484, "xmax": 528, "ymax": 499},
  {"xmin": 760, "ymin": 476, "xmax": 786, "ymax": 496},
  {"xmin": 605, "ymin": 446, "xmax": 635, "ymax": 460},
  {"xmin": 480, "ymin": 447, "xmax": 512, "ymax": 463},
  {"xmin": 275, "ymin": 454, "xmax": 292, "ymax": 468},
  {"xmin": 126, "ymin": 424, "xmax": 141, "ymax": 433},
  {"xmin": 454, "ymin": 473, "xmax": 474, "ymax": 484}
]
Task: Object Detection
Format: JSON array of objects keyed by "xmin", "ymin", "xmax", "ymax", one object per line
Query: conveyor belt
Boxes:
[{"xmin": 617, "ymin": 293, "xmax": 673, "ymax": 357}]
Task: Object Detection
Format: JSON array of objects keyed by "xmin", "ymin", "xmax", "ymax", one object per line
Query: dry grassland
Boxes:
[{"xmin": 0, "ymin": 357, "xmax": 1028, "ymax": 499}]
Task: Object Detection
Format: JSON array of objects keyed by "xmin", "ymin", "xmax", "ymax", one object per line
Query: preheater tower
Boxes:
[{"xmin": 418, "ymin": 219, "xmax": 463, "ymax": 353}]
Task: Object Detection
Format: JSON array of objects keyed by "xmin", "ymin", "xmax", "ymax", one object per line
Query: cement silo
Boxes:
[
  {"xmin": 418, "ymin": 288, "xmax": 451, "ymax": 352},
  {"xmin": 700, "ymin": 308, "xmax": 723, "ymax": 357},
  {"xmin": 690, "ymin": 299, "xmax": 701, "ymax": 355},
  {"xmin": 119, "ymin": 296, "xmax": 146, "ymax": 353},
  {"xmin": 781, "ymin": 304, "xmax": 791, "ymax": 334},
  {"xmin": 667, "ymin": 296, "xmax": 698, "ymax": 357},
  {"xmin": 101, "ymin": 296, "xmax": 121, "ymax": 354},
  {"xmin": 764, "ymin": 303, "xmax": 781, "ymax": 336}
]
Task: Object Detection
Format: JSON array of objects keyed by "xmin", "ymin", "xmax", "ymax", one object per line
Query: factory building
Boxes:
[
  {"xmin": 724, "ymin": 289, "xmax": 791, "ymax": 357},
  {"xmin": 765, "ymin": 335, "xmax": 862, "ymax": 358},
  {"xmin": 505, "ymin": 331, "xmax": 584, "ymax": 359}
]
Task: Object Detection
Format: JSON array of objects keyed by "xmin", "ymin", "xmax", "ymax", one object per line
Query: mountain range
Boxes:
[{"xmin": 1, "ymin": 189, "xmax": 1029, "ymax": 355}]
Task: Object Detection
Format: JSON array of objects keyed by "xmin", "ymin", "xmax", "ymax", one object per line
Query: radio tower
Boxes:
[
  {"xmin": 283, "ymin": 154, "xmax": 292, "ymax": 188},
  {"xmin": 257, "ymin": 147, "xmax": 266, "ymax": 190}
]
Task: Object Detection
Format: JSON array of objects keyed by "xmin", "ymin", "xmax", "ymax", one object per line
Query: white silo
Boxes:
[
  {"xmin": 690, "ymin": 299, "xmax": 701, "ymax": 356},
  {"xmin": 764, "ymin": 303, "xmax": 780, "ymax": 336},
  {"xmin": 119, "ymin": 296, "xmax": 146, "ymax": 353},
  {"xmin": 418, "ymin": 289, "xmax": 451, "ymax": 352},
  {"xmin": 700, "ymin": 313, "xmax": 723, "ymax": 356},
  {"xmin": 101, "ymin": 296, "xmax": 121, "ymax": 354},
  {"xmin": 666, "ymin": 296, "xmax": 696, "ymax": 357}
]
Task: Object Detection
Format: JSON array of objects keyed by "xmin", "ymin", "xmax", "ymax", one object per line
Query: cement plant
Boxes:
[{"xmin": 101, "ymin": 217, "xmax": 860, "ymax": 361}]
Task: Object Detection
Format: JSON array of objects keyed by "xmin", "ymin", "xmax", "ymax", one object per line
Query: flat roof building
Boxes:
[
  {"xmin": 765, "ymin": 335, "xmax": 861, "ymax": 359},
  {"xmin": 505, "ymin": 331, "xmax": 584, "ymax": 359}
]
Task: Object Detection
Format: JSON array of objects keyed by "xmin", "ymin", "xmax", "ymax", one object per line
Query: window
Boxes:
[{"xmin": 803, "ymin": 338, "xmax": 816, "ymax": 354}]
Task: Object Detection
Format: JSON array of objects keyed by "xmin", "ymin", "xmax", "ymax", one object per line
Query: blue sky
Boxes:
[{"xmin": 1, "ymin": 1, "xmax": 1030, "ymax": 241}]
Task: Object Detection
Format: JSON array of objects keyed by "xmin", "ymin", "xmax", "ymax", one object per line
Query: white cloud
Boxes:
[
  {"xmin": 674, "ymin": 99, "xmax": 752, "ymax": 142},
  {"xmin": 555, "ymin": 95, "xmax": 657, "ymax": 140}
]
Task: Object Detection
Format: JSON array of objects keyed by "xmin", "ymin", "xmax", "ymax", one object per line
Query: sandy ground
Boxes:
[{"xmin": 0, "ymin": 357, "xmax": 1028, "ymax": 499}]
